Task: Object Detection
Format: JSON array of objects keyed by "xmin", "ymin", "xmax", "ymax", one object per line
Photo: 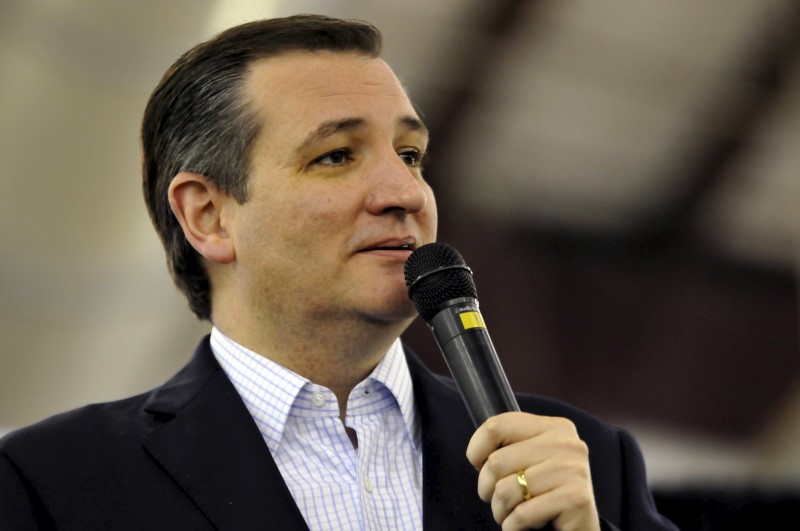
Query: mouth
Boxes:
[{"xmin": 358, "ymin": 238, "xmax": 417, "ymax": 254}]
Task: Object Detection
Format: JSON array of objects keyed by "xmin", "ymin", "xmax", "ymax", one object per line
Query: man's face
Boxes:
[{"xmin": 227, "ymin": 51, "xmax": 437, "ymax": 326}]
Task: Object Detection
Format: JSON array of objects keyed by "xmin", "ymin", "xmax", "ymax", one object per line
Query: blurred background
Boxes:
[{"xmin": 1, "ymin": 0, "xmax": 798, "ymax": 527}]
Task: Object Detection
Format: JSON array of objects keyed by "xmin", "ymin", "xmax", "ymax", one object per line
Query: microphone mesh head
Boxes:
[{"xmin": 404, "ymin": 242, "xmax": 477, "ymax": 323}]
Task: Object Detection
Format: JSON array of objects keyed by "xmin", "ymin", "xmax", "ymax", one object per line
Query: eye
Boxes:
[
  {"xmin": 399, "ymin": 148, "xmax": 426, "ymax": 168},
  {"xmin": 312, "ymin": 149, "xmax": 352, "ymax": 166}
]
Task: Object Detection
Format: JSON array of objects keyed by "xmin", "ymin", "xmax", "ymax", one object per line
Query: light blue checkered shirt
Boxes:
[{"xmin": 210, "ymin": 327, "xmax": 423, "ymax": 530}]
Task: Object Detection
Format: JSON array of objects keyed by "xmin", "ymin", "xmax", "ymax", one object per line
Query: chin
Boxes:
[
  {"xmin": 362, "ymin": 295, "xmax": 418, "ymax": 325},
  {"xmin": 349, "ymin": 278, "xmax": 418, "ymax": 323}
]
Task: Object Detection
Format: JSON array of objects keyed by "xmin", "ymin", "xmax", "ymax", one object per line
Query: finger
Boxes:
[
  {"xmin": 501, "ymin": 491, "xmax": 560, "ymax": 531},
  {"xmin": 466, "ymin": 413, "xmax": 578, "ymax": 470},
  {"xmin": 476, "ymin": 444, "xmax": 542, "ymax": 502},
  {"xmin": 490, "ymin": 469, "xmax": 532, "ymax": 523},
  {"xmin": 475, "ymin": 429, "xmax": 588, "ymax": 501},
  {"xmin": 466, "ymin": 413, "xmax": 545, "ymax": 469},
  {"xmin": 485, "ymin": 443, "xmax": 596, "ymax": 526},
  {"xmin": 502, "ymin": 485, "xmax": 599, "ymax": 531},
  {"xmin": 490, "ymin": 456, "xmax": 591, "ymax": 524}
]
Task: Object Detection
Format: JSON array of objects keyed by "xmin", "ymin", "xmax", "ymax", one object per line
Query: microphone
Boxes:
[{"xmin": 405, "ymin": 242, "xmax": 520, "ymax": 427}]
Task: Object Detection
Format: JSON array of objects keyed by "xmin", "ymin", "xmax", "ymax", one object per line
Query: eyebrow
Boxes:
[
  {"xmin": 400, "ymin": 115, "xmax": 429, "ymax": 136},
  {"xmin": 298, "ymin": 115, "xmax": 429, "ymax": 151}
]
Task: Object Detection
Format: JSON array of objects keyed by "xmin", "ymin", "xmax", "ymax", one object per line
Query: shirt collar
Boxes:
[
  {"xmin": 209, "ymin": 327, "xmax": 420, "ymax": 454},
  {"xmin": 369, "ymin": 339, "xmax": 420, "ymax": 451}
]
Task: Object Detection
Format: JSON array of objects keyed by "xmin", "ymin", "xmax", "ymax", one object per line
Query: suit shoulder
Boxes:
[
  {"xmin": 0, "ymin": 391, "xmax": 154, "ymax": 459},
  {"xmin": 515, "ymin": 392, "xmax": 622, "ymax": 442}
]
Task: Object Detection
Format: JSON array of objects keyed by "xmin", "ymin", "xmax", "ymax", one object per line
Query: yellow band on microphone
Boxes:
[{"xmin": 459, "ymin": 311, "xmax": 486, "ymax": 330}]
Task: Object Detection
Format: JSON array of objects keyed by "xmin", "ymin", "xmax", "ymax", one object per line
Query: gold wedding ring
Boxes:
[{"xmin": 516, "ymin": 470, "xmax": 532, "ymax": 501}]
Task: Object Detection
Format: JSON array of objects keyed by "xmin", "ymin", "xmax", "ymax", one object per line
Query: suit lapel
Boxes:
[
  {"xmin": 406, "ymin": 350, "xmax": 497, "ymax": 530},
  {"xmin": 138, "ymin": 338, "xmax": 496, "ymax": 530},
  {"xmin": 141, "ymin": 338, "xmax": 309, "ymax": 531}
]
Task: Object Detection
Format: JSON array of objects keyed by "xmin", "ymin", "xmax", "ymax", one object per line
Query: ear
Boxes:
[{"xmin": 168, "ymin": 172, "xmax": 235, "ymax": 265}]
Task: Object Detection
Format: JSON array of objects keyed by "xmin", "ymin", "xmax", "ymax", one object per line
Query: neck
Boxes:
[{"xmin": 213, "ymin": 308, "xmax": 413, "ymax": 413}]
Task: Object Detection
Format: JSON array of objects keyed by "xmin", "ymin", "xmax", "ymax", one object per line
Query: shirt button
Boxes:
[
  {"xmin": 311, "ymin": 393, "xmax": 326, "ymax": 407},
  {"xmin": 362, "ymin": 477, "xmax": 375, "ymax": 493}
]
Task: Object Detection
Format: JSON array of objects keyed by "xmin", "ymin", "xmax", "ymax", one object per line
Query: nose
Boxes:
[{"xmin": 365, "ymin": 151, "xmax": 429, "ymax": 216}]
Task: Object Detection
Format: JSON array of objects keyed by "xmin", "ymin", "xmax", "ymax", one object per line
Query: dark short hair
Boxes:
[{"xmin": 141, "ymin": 14, "xmax": 383, "ymax": 320}]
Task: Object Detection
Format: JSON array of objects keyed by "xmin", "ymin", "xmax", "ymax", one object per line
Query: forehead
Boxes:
[{"xmin": 243, "ymin": 51, "xmax": 419, "ymax": 135}]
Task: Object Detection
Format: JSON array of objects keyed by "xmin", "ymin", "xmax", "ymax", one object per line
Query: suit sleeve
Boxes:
[
  {"xmin": 0, "ymin": 448, "xmax": 50, "ymax": 531},
  {"xmin": 611, "ymin": 428, "xmax": 678, "ymax": 531}
]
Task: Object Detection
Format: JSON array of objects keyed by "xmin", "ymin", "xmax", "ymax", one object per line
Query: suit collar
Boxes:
[
  {"xmin": 142, "ymin": 337, "xmax": 309, "ymax": 530},
  {"xmin": 140, "ymin": 336, "xmax": 493, "ymax": 530},
  {"xmin": 142, "ymin": 336, "xmax": 218, "ymax": 417}
]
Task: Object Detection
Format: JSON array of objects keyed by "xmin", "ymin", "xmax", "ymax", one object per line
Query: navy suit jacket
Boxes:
[{"xmin": 1, "ymin": 336, "xmax": 676, "ymax": 530}]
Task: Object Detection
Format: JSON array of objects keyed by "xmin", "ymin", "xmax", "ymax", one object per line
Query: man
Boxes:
[{"xmin": 0, "ymin": 15, "xmax": 676, "ymax": 530}]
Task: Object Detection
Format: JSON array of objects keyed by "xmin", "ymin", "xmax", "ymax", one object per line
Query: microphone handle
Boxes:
[
  {"xmin": 429, "ymin": 298, "xmax": 520, "ymax": 427},
  {"xmin": 428, "ymin": 296, "xmax": 554, "ymax": 530}
]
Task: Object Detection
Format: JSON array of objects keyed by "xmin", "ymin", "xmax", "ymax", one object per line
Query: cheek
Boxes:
[{"xmin": 277, "ymin": 195, "xmax": 356, "ymax": 253}]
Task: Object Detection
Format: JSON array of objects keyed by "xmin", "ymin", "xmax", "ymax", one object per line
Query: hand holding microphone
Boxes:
[{"xmin": 405, "ymin": 243, "xmax": 600, "ymax": 531}]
